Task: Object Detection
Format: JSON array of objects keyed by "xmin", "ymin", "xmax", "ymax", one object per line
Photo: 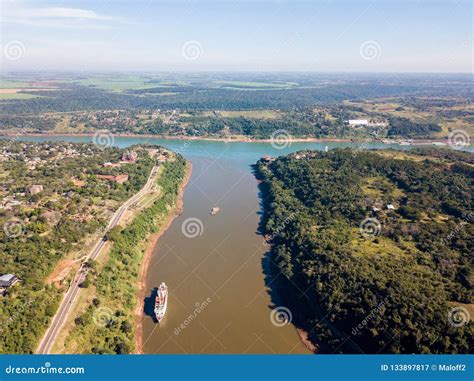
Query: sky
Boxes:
[{"xmin": 1, "ymin": 0, "xmax": 472, "ymax": 72}]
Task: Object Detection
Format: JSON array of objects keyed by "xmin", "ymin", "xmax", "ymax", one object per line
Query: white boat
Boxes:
[{"xmin": 154, "ymin": 282, "xmax": 168, "ymax": 323}]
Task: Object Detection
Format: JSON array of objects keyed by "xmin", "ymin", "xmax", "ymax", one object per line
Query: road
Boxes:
[{"xmin": 36, "ymin": 165, "xmax": 159, "ymax": 354}]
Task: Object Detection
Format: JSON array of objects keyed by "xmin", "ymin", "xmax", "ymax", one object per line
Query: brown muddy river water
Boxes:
[
  {"xmin": 142, "ymin": 156, "xmax": 308, "ymax": 354},
  {"xmin": 20, "ymin": 136, "xmax": 421, "ymax": 354}
]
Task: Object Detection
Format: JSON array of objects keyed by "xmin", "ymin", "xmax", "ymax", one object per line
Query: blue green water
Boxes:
[{"xmin": 15, "ymin": 135, "xmax": 409, "ymax": 167}]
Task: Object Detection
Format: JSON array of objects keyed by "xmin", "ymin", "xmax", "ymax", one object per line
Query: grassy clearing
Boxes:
[
  {"xmin": 351, "ymin": 232, "xmax": 414, "ymax": 259},
  {"xmin": 214, "ymin": 80, "xmax": 298, "ymax": 89},
  {"xmin": 0, "ymin": 93, "xmax": 41, "ymax": 100},
  {"xmin": 361, "ymin": 176, "xmax": 405, "ymax": 201},
  {"xmin": 202, "ymin": 110, "xmax": 281, "ymax": 119},
  {"xmin": 0, "ymin": 81, "xmax": 32, "ymax": 89},
  {"xmin": 71, "ymin": 76, "xmax": 158, "ymax": 93}
]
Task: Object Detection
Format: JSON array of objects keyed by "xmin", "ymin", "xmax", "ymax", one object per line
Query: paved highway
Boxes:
[{"xmin": 36, "ymin": 165, "xmax": 159, "ymax": 354}]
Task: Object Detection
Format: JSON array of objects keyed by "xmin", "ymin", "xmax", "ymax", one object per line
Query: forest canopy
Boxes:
[{"xmin": 255, "ymin": 148, "xmax": 473, "ymax": 354}]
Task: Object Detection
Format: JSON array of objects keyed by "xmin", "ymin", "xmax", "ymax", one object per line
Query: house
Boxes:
[
  {"xmin": 121, "ymin": 151, "xmax": 138, "ymax": 162},
  {"xmin": 262, "ymin": 155, "xmax": 275, "ymax": 163},
  {"xmin": 0, "ymin": 274, "xmax": 19, "ymax": 288},
  {"xmin": 102, "ymin": 162, "xmax": 122, "ymax": 168},
  {"xmin": 28, "ymin": 184, "xmax": 44, "ymax": 195},
  {"xmin": 346, "ymin": 119, "xmax": 369, "ymax": 126},
  {"xmin": 40, "ymin": 210, "xmax": 61, "ymax": 225}
]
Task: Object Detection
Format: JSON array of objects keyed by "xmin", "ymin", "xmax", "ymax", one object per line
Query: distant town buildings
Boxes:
[
  {"xmin": 102, "ymin": 162, "xmax": 122, "ymax": 168},
  {"xmin": 0, "ymin": 274, "xmax": 19, "ymax": 296},
  {"xmin": 121, "ymin": 151, "xmax": 138, "ymax": 162},
  {"xmin": 0, "ymin": 274, "xmax": 18, "ymax": 288},
  {"xmin": 1, "ymin": 196, "xmax": 22, "ymax": 210},
  {"xmin": 262, "ymin": 155, "xmax": 275, "ymax": 162},
  {"xmin": 347, "ymin": 119, "xmax": 369, "ymax": 126},
  {"xmin": 40, "ymin": 210, "xmax": 61, "ymax": 225},
  {"xmin": 345, "ymin": 119, "xmax": 388, "ymax": 128}
]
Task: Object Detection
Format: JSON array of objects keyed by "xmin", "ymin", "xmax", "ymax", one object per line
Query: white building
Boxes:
[{"xmin": 347, "ymin": 119, "xmax": 369, "ymax": 126}]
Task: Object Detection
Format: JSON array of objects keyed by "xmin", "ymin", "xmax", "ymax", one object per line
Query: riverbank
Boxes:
[
  {"xmin": 254, "ymin": 164, "xmax": 318, "ymax": 354},
  {"xmin": 134, "ymin": 161, "xmax": 192, "ymax": 354},
  {"xmin": 58, "ymin": 156, "xmax": 188, "ymax": 354},
  {"xmin": 0, "ymin": 131, "xmax": 453, "ymax": 145}
]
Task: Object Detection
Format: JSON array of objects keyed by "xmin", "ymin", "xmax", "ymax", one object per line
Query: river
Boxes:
[{"xmin": 15, "ymin": 136, "xmax": 461, "ymax": 353}]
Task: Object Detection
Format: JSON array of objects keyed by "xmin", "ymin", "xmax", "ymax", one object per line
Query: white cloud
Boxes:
[
  {"xmin": 2, "ymin": 2, "xmax": 118, "ymax": 28},
  {"xmin": 21, "ymin": 7, "xmax": 114, "ymax": 20}
]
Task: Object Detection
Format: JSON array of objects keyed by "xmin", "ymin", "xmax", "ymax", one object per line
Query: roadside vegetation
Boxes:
[
  {"xmin": 0, "ymin": 141, "xmax": 154, "ymax": 353},
  {"xmin": 63, "ymin": 155, "xmax": 187, "ymax": 354}
]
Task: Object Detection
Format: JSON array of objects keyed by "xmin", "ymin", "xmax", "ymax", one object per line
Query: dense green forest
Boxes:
[
  {"xmin": 0, "ymin": 141, "xmax": 155, "ymax": 353},
  {"xmin": 387, "ymin": 117, "xmax": 442, "ymax": 138},
  {"xmin": 255, "ymin": 148, "xmax": 473, "ymax": 353},
  {"xmin": 1, "ymin": 73, "xmax": 472, "ymax": 114},
  {"xmin": 65, "ymin": 155, "xmax": 187, "ymax": 354}
]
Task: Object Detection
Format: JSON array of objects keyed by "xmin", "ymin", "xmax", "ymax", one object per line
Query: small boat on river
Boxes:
[{"xmin": 154, "ymin": 282, "xmax": 168, "ymax": 323}]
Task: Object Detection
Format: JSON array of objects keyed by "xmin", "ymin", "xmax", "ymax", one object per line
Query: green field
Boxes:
[
  {"xmin": 71, "ymin": 76, "xmax": 159, "ymax": 92},
  {"xmin": 0, "ymin": 92, "xmax": 41, "ymax": 100},
  {"xmin": 214, "ymin": 81, "xmax": 298, "ymax": 90},
  {"xmin": 0, "ymin": 81, "xmax": 32, "ymax": 89}
]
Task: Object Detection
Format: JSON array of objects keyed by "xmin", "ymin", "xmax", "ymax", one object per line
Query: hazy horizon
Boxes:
[{"xmin": 1, "ymin": 0, "xmax": 472, "ymax": 73}]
